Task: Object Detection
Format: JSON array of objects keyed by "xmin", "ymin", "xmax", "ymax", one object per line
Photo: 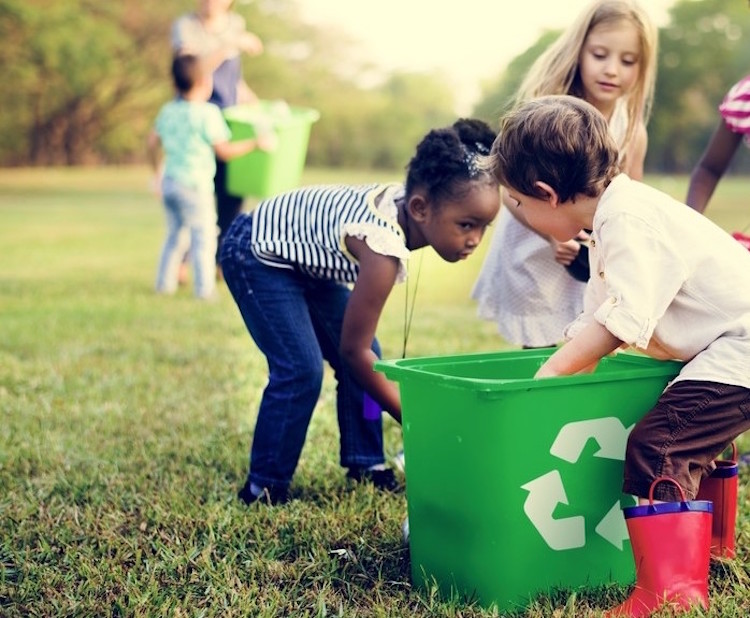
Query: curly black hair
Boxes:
[{"xmin": 405, "ymin": 118, "xmax": 498, "ymax": 204}]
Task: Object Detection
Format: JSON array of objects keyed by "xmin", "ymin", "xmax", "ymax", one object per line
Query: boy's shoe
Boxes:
[
  {"xmin": 237, "ymin": 480, "xmax": 288, "ymax": 506},
  {"xmin": 346, "ymin": 467, "xmax": 402, "ymax": 492}
]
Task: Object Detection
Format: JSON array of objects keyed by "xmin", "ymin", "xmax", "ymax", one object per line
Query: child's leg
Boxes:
[
  {"xmin": 155, "ymin": 179, "xmax": 190, "ymax": 294},
  {"xmin": 623, "ymin": 380, "xmax": 750, "ymax": 501},
  {"xmin": 305, "ymin": 280, "xmax": 386, "ymax": 470},
  {"xmin": 220, "ymin": 229, "xmax": 325, "ymax": 494},
  {"xmin": 186, "ymin": 190, "xmax": 217, "ymax": 299}
]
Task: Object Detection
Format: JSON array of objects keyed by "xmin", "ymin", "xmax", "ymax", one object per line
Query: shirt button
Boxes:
[
  {"xmin": 590, "ymin": 239, "xmax": 596, "ymax": 247},
  {"xmin": 599, "ymin": 271, "xmax": 605, "ymax": 279}
]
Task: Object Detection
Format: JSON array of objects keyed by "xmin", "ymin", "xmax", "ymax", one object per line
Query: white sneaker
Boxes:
[{"xmin": 393, "ymin": 449, "xmax": 405, "ymax": 473}]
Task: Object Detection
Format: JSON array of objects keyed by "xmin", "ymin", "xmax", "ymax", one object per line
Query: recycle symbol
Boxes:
[{"xmin": 520, "ymin": 417, "xmax": 638, "ymax": 552}]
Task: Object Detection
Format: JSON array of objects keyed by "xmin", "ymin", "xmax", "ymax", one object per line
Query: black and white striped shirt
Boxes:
[{"xmin": 250, "ymin": 183, "xmax": 410, "ymax": 283}]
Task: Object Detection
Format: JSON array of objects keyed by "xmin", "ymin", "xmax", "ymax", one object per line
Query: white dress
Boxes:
[{"xmin": 471, "ymin": 100, "xmax": 629, "ymax": 347}]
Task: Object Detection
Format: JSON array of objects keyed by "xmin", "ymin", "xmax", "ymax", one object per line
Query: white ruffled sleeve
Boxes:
[{"xmin": 342, "ymin": 221, "xmax": 410, "ymax": 283}]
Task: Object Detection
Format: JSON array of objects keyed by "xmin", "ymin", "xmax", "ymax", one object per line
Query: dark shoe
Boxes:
[
  {"xmin": 237, "ymin": 480, "xmax": 288, "ymax": 506},
  {"xmin": 346, "ymin": 467, "xmax": 402, "ymax": 493}
]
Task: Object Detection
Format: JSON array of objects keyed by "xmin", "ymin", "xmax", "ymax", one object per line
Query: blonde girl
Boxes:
[{"xmin": 472, "ymin": 0, "xmax": 658, "ymax": 348}]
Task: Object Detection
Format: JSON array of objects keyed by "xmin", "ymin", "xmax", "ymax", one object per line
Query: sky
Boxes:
[{"xmin": 298, "ymin": 0, "xmax": 677, "ymax": 113}]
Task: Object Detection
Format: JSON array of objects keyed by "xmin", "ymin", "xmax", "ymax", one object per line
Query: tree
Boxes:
[{"xmin": 647, "ymin": 0, "xmax": 750, "ymax": 173}]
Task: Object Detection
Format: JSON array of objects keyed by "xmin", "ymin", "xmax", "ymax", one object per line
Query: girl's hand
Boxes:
[{"xmin": 552, "ymin": 238, "xmax": 581, "ymax": 266}]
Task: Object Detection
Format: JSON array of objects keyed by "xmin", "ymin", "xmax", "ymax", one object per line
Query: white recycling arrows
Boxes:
[
  {"xmin": 521, "ymin": 470, "xmax": 585, "ymax": 550},
  {"xmin": 550, "ymin": 417, "xmax": 632, "ymax": 463},
  {"xmin": 522, "ymin": 417, "xmax": 634, "ymax": 551},
  {"xmin": 595, "ymin": 501, "xmax": 630, "ymax": 549}
]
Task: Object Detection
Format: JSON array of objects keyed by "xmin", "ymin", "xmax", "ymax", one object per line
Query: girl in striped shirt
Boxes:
[{"xmin": 220, "ymin": 119, "xmax": 501, "ymax": 505}]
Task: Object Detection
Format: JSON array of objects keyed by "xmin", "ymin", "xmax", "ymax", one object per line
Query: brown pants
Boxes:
[{"xmin": 624, "ymin": 380, "xmax": 750, "ymax": 501}]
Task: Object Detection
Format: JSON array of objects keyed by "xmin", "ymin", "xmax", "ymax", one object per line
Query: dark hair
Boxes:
[
  {"xmin": 405, "ymin": 118, "xmax": 498, "ymax": 204},
  {"xmin": 171, "ymin": 54, "xmax": 202, "ymax": 95},
  {"xmin": 489, "ymin": 95, "xmax": 619, "ymax": 202}
]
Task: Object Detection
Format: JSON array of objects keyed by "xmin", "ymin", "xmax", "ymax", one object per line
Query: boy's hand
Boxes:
[{"xmin": 149, "ymin": 174, "xmax": 162, "ymax": 197}]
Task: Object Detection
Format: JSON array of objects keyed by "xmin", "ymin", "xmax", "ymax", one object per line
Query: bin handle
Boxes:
[{"xmin": 648, "ymin": 476, "xmax": 686, "ymax": 504}]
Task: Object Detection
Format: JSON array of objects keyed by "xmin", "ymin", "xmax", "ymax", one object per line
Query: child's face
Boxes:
[
  {"xmin": 505, "ymin": 185, "xmax": 581, "ymax": 243},
  {"xmin": 418, "ymin": 182, "xmax": 500, "ymax": 263},
  {"xmin": 578, "ymin": 20, "xmax": 641, "ymax": 112}
]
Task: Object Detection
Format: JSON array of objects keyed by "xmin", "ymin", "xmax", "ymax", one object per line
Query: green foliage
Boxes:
[
  {"xmin": 0, "ymin": 0, "xmax": 457, "ymax": 168},
  {"xmin": 473, "ymin": 30, "xmax": 560, "ymax": 128},
  {"xmin": 648, "ymin": 0, "xmax": 750, "ymax": 172}
]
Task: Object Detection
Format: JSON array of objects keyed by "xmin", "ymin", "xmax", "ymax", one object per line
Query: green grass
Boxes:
[{"xmin": 1, "ymin": 167, "xmax": 750, "ymax": 617}]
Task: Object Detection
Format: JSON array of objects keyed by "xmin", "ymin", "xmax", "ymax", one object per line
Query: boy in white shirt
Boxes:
[{"xmin": 488, "ymin": 94, "xmax": 750, "ymax": 618}]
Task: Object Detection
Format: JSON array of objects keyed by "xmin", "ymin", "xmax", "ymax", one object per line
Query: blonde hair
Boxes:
[{"xmin": 515, "ymin": 0, "xmax": 657, "ymax": 161}]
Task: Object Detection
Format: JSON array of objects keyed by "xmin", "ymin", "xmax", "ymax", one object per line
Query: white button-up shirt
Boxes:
[{"xmin": 565, "ymin": 174, "xmax": 750, "ymax": 389}]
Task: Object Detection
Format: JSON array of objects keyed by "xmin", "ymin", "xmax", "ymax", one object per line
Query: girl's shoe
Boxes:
[
  {"xmin": 346, "ymin": 467, "xmax": 402, "ymax": 492},
  {"xmin": 237, "ymin": 479, "xmax": 288, "ymax": 506}
]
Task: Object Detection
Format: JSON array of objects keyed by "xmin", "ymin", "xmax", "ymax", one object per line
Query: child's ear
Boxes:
[
  {"xmin": 534, "ymin": 181, "xmax": 561, "ymax": 208},
  {"xmin": 407, "ymin": 193, "xmax": 430, "ymax": 222}
]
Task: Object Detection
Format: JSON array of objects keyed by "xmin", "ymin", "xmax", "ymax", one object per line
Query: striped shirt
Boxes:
[
  {"xmin": 719, "ymin": 75, "xmax": 750, "ymax": 140},
  {"xmin": 250, "ymin": 183, "xmax": 410, "ymax": 283}
]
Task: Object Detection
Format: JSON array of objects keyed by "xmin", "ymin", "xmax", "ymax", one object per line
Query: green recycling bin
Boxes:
[
  {"xmin": 375, "ymin": 348, "xmax": 683, "ymax": 612},
  {"xmin": 224, "ymin": 100, "xmax": 320, "ymax": 199}
]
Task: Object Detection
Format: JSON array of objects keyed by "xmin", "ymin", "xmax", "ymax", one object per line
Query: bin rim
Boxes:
[
  {"xmin": 374, "ymin": 349, "xmax": 683, "ymax": 393},
  {"xmin": 223, "ymin": 102, "xmax": 320, "ymax": 125}
]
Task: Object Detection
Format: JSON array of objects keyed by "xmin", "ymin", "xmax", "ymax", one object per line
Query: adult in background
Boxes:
[{"xmin": 172, "ymin": 0, "xmax": 264, "ymax": 278}]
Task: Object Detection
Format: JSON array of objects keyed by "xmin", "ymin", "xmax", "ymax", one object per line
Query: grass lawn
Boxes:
[{"xmin": 1, "ymin": 166, "xmax": 749, "ymax": 617}]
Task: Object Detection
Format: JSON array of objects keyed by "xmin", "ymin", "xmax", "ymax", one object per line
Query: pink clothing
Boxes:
[{"xmin": 719, "ymin": 75, "xmax": 750, "ymax": 138}]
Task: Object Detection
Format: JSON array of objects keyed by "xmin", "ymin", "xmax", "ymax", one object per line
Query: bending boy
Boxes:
[{"xmin": 489, "ymin": 94, "xmax": 750, "ymax": 618}]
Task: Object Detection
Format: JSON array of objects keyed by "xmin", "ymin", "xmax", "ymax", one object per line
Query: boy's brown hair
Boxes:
[
  {"xmin": 171, "ymin": 53, "xmax": 203, "ymax": 95},
  {"xmin": 488, "ymin": 95, "xmax": 621, "ymax": 202}
]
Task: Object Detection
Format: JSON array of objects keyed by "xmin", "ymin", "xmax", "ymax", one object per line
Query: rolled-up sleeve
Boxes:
[{"xmin": 586, "ymin": 213, "xmax": 688, "ymax": 349}]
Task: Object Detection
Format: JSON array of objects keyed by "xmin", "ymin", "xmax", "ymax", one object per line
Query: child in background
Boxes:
[
  {"xmin": 490, "ymin": 94, "xmax": 750, "ymax": 617},
  {"xmin": 147, "ymin": 54, "xmax": 275, "ymax": 299},
  {"xmin": 472, "ymin": 0, "xmax": 657, "ymax": 348},
  {"xmin": 219, "ymin": 120, "xmax": 500, "ymax": 506},
  {"xmin": 686, "ymin": 74, "xmax": 750, "ymax": 213},
  {"xmin": 172, "ymin": 0, "xmax": 265, "ymax": 272}
]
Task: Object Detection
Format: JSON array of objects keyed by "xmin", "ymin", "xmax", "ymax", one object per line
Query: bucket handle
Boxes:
[
  {"xmin": 727, "ymin": 441, "xmax": 738, "ymax": 462},
  {"xmin": 648, "ymin": 476, "xmax": 686, "ymax": 504}
]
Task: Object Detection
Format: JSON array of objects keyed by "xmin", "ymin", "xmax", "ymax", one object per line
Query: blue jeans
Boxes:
[
  {"xmin": 220, "ymin": 214, "xmax": 385, "ymax": 492},
  {"xmin": 155, "ymin": 177, "xmax": 216, "ymax": 299}
]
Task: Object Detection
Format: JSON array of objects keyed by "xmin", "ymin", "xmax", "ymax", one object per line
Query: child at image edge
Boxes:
[
  {"xmin": 472, "ymin": 0, "xmax": 657, "ymax": 348},
  {"xmin": 219, "ymin": 119, "xmax": 501, "ymax": 505},
  {"xmin": 490, "ymin": 94, "xmax": 750, "ymax": 618},
  {"xmin": 147, "ymin": 54, "xmax": 274, "ymax": 299}
]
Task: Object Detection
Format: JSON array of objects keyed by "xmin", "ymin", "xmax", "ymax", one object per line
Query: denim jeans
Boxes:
[
  {"xmin": 155, "ymin": 176, "xmax": 217, "ymax": 298},
  {"xmin": 220, "ymin": 214, "xmax": 385, "ymax": 492}
]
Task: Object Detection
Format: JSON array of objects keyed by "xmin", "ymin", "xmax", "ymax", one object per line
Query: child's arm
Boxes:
[
  {"xmin": 536, "ymin": 321, "xmax": 622, "ymax": 378},
  {"xmin": 686, "ymin": 120, "xmax": 743, "ymax": 213},
  {"xmin": 146, "ymin": 130, "xmax": 163, "ymax": 194},
  {"xmin": 213, "ymin": 132, "xmax": 277, "ymax": 161},
  {"xmin": 340, "ymin": 236, "xmax": 403, "ymax": 423}
]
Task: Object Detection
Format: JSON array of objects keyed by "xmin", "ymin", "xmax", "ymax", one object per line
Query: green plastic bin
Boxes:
[
  {"xmin": 375, "ymin": 348, "xmax": 683, "ymax": 612},
  {"xmin": 224, "ymin": 101, "xmax": 320, "ymax": 198}
]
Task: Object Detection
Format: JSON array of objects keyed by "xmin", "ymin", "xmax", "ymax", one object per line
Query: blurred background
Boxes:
[{"xmin": 0, "ymin": 0, "xmax": 747, "ymax": 174}]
